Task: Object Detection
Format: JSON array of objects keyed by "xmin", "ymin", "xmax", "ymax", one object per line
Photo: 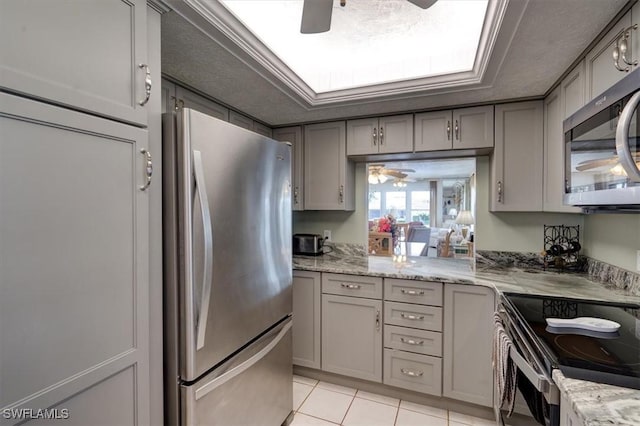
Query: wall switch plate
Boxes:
[{"xmin": 323, "ymin": 230, "xmax": 332, "ymax": 242}]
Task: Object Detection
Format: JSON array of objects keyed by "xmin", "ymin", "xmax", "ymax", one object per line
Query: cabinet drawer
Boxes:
[
  {"xmin": 384, "ymin": 302, "xmax": 442, "ymax": 331},
  {"xmin": 322, "ymin": 273, "xmax": 382, "ymax": 299},
  {"xmin": 384, "ymin": 279, "xmax": 442, "ymax": 306},
  {"xmin": 383, "ymin": 349, "xmax": 442, "ymax": 396},
  {"xmin": 384, "ymin": 325, "xmax": 442, "ymax": 357}
]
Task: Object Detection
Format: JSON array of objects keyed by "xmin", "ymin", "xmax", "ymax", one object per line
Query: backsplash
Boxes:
[
  {"xmin": 477, "ymin": 250, "xmax": 640, "ymax": 297},
  {"xmin": 324, "ymin": 242, "xmax": 367, "ymax": 257}
]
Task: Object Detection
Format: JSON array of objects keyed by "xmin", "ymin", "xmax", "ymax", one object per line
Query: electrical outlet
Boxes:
[
  {"xmin": 637, "ymin": 250, "xmax": 640, "ymax": 272},
  {"xmin": 323, "ymin": 230, "xmax": 332, "ymax": 242}
]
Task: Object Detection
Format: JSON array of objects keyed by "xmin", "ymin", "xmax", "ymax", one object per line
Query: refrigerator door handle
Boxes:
[
  {"xmin": 193, "ymin": 150, "xmax": 213, "ymax": 350},
  {"xmin": 194, "ymin": 320, "xmax": 292, "ymax": 401}
]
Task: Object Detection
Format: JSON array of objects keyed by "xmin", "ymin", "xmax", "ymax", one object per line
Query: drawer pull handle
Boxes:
[
  {"xmin": 400, "ymin": 289, "xmax": 425, "ymax": 296},
  {"xmin": 341, "ymin": 283, "xmax": 361, "ymax": 289},
  {"xmin": 400, "ymin": 368, "xmax": 423, "ymax": 377},
  {"xmin": 400, "ymin": 337, "xmax": 424, "ymax": 346},
  {"xmin": 400, "ymin": 313, "xmax": 425, "ymax": 321}
]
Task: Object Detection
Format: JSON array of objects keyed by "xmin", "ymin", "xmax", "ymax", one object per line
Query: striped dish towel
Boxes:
[{"xmin": 493, "ymin": 312, "xmax": 518, "ymax": 417}]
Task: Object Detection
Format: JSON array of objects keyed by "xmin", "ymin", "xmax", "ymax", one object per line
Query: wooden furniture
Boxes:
[{"xmin": 368, "ymin": 232, "xmax": 393, "ymax": 256}]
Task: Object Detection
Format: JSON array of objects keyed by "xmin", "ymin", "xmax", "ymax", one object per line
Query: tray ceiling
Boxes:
[{"xmin": 162, "ymin": 0, "xmax": 627, "ymax": 126}]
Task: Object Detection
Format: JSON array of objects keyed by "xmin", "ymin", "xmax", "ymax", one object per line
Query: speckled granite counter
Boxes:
[
  {"xmin": 293, "ymin": 252, "xmax": 640, "ymax": 424},
  {"xmin": 293, "ymin": 253, "xmax": 640, "ymax": 304},
  {"xmin": 553, "ymin": 370, "xmax": 640, "ymax": 426}
]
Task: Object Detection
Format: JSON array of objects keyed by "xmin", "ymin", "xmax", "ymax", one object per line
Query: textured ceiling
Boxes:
[{"xmin": 161, "ymin": 0, "xmax": 627, "ymax": 126}]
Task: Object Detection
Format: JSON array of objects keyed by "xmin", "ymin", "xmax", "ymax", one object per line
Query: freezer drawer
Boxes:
[{"xmin": 181, "ymin": 318, "xmax": 293, "ymax": 426}]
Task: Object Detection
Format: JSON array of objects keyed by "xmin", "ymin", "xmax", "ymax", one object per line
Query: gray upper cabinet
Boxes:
[
  {"xmin": 161, "ymin": 79, "xmax": 176, "ymax": 115},
  {"xmin": 491, "ymin": 101, "xmax": 544, "ymax": 212},
  {"xmin": 414, "ymin": 110, "xmax": 453, "ymax": 152},
  {"xmin": 229, "ymin": 110, "xmax": 253, "ymax": 130},
  {"xmin": 321, "ymin": 294, "xmax": 382, "ymax": 382},
  {"xmin": 544, "ymin": 85, "xmax": 581, "ymax": 213},
  {"xmin": 0, "ymin": 92, "xmax": 149, "ymax": 424},
  {"xmin": 347, "ymin": 115, "xmax": 413, "ymax": 156},
  {"xmin": 253, "ymin": 122, "xmax": 273, "ymax": 138},
  {"xmin": 442, "ymin": 284, "xmax": 494, "ymax": 407},
  {"xmin": 561, "ymin": 60, "xmax": 586, "ymax": 119},
  {"xmin": 292, "ymin": 271, "xmax": 321, "ymax": 369},
  {"xmin": 304, "ymin": 121, "xmax": 355, "ymax": 210},
  {"xmin": 452, "ymin": 106, "xmax": 494, "ymax": 149},
  {"xmin": 415, "ymin": 106, "xmax": 493, "ymax": 152},
  {"xmin": 273, "ymin": 126, "xmax": 304, "ymax": 211},
  {"xmin": 175, "ymin": 85, "xmax": 229, "ymax": 121},
  {"xmin": 0, "ymin": 0, "xmax": 149, "ymax": 127},
  {"xmin": 585, "ymin": 11, "xmax": 633, "ymax": 100}
]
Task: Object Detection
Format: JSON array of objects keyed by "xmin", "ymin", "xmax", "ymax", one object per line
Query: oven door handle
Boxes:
[
  {"xmin": 616, "ymin": 90, "xmax": 640, "ymax": 183},
  {"xmin": 509, "ymin": 347, "xmax": 560, "ymax": 405}
]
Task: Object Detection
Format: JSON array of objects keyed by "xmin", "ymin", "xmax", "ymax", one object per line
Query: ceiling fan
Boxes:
[
  {"xmin": 301, "ymin": 0, "xmax": 438, "ymax": 34},
  {"xmin": 576, "ymin": 154, "xmax": 640, "ymax": 173},
  {"xmin": 368, "ymin": 164, "xmax": 416, "ymax": 184}
]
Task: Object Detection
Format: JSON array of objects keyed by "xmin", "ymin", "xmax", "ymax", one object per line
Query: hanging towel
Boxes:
[{"xmin": 493, "ymin": 312, "xmax": 518, "ymax": 417}]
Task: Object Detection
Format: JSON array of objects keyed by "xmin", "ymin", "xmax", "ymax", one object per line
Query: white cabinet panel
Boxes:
[
  {"xmin": 273, "ymin": 126, "xmax": 304, "ymax": 210},
  {"xmin": 0, "ymin": 93, "xmax": 149, "ymax": 421},
  {"xmin": 347, "ymin": 117, "xmax": 378, "ymax": 156},
  {"xmin": 0, "ymin": 0, "xmax": 148, "ymax": 127},
  {"xmin": 562, "ymin": 60, "xmax": 586, "ymax": 119}
]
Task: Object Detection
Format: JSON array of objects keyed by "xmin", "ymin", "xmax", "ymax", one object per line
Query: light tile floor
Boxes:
[{"xmin": 292, "ymin": 375, "xmax": 497, "ymax": 426}]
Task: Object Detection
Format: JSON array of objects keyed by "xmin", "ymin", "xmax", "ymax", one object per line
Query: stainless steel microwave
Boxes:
[{"xmin": 563, "ymin": 68, "xmax": 640, "ymax": 212}]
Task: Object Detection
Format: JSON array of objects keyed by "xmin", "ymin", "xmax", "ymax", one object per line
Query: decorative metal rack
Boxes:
[{"xmin": 543, "ymin": 225, "xmax": 584, "ymax": 271}]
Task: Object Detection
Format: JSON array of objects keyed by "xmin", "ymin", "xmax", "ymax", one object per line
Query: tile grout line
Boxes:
[{"xmin": 339, "ymin": 393, "xmax": 357, "ymax": 425}]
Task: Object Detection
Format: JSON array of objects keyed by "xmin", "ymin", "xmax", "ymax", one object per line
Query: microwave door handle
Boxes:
[
  {"xmin": 616, "ymin": 91, "xmax": 640, "ymax": 182},
  {"xmin": 193, "ymin": 150, "xmax": 213, "ymax": 350}
]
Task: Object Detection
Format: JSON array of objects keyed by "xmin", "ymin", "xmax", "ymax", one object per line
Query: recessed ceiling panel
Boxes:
[{"xmin": 220, "ymin": 0, "xmax": 488, "ymax": 94}]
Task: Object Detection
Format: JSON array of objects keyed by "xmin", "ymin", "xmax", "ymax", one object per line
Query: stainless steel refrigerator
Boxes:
[{"xmin": 163, "ymin": 108, "xmax": 293, "ymax": 426}]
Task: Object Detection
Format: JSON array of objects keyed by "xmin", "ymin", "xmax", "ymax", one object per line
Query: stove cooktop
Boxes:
[{"xmin": 504, "ymin": 293, "xmax": 640, "ymax": 390}]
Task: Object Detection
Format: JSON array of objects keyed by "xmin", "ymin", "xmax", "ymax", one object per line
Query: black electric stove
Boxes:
[{"xmin": 503, "ymin": 293, "xmax": 640, "ymax": 390}]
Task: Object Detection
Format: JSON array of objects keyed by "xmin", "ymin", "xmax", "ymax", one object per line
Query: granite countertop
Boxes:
[
  {"xmin": 293, "ymin": 253, "xmax": 640, "ymax": 304},
  {"xmin": 293, "ymin": 251, "xmax": 640, "ymax": 424},
  {"xmin": 553, "ymin": 370, "xmax": 640, "ymax": 426}
]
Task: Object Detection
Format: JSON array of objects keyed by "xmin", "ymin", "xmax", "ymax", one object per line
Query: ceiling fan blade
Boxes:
[
  {"xmin": 301, "ymin": 0, "xmax": 333, "ymax": 34},
  {"xmin": 382, "ymin": 170, "xmax": 407, "ymax": 178},
  {"xmin": 407, "ymin": 0, "xmax": 438, "ymax": 9},
  {"xmin": 393, "ymin": 168, "xmax": 416, "ymax": 173},
  {"xmin": 575, "ymin": 157, "xmax": 618, "ymax": 171}
]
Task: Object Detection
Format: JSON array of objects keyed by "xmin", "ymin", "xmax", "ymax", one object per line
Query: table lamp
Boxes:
[{"xmin": 455, "ymin": 210, "xmax": 474, "ymax": 242}]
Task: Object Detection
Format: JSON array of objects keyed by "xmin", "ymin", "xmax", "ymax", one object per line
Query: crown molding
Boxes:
[{"xmin": 167, "ymin": 0, "xmax": 527, "ymax": 109}]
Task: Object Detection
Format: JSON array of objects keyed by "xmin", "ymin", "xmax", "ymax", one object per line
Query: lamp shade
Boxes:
[{"xmin": 455, "ymin": 210, "xmax": 474, "ymax": 225}]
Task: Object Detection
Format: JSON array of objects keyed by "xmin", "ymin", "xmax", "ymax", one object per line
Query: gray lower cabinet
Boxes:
[
  {"xmin": 0, "ymin": 0, "xmax": 149, "ymax": 127},
  {"xmin": 383, "ymin": 349, "xmax": 442, "ymax": 396},
  {"xmin": 293, "ymin": 271, "xmax": 321, "ymax": 369},
  {"xmin": 321, "ymin": 294, "xmax": 382, "ymax": 382},
  {"xmin": 442, "ymin": 284, "xmax": 495, "ymax": 407},
  {"xmin": 0, "ymin": 92, "xmax": 149, "ymax": 424}
]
